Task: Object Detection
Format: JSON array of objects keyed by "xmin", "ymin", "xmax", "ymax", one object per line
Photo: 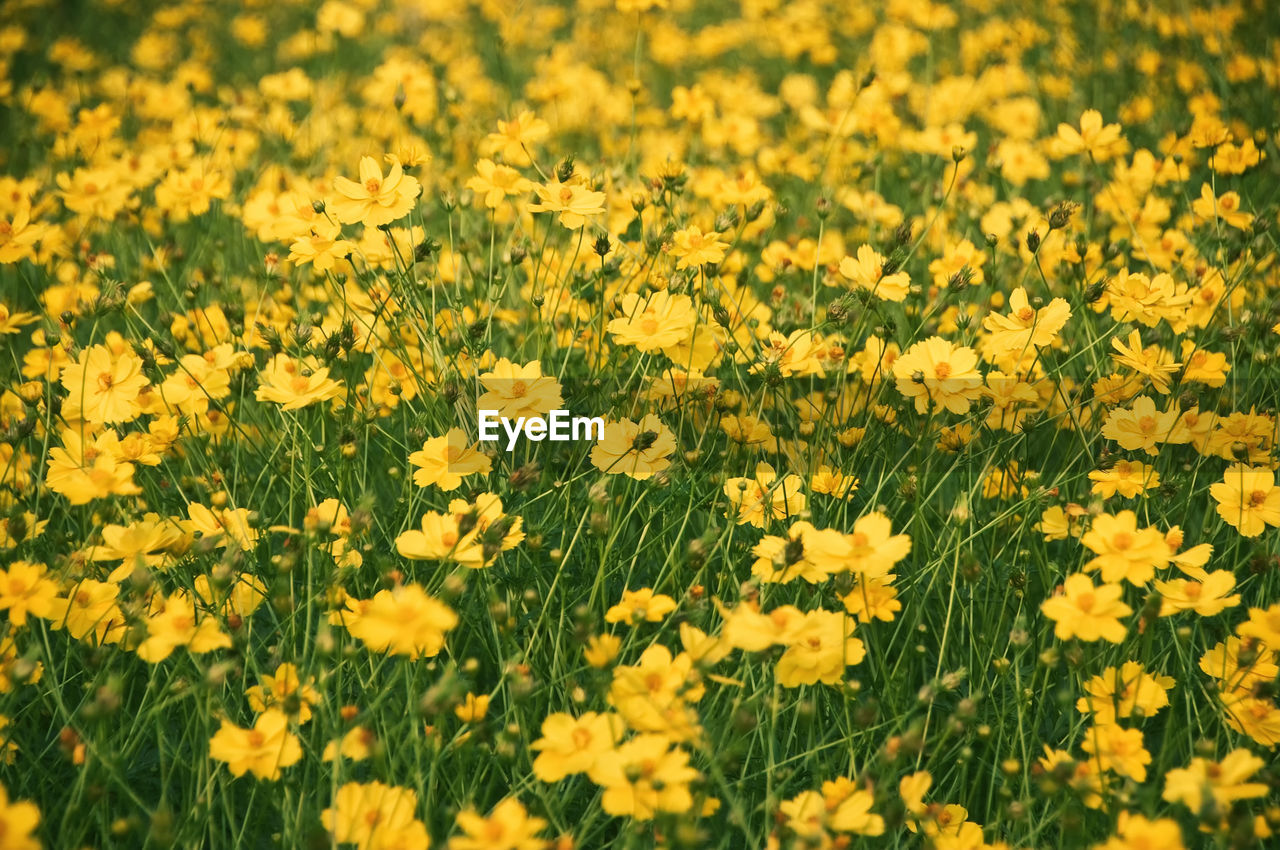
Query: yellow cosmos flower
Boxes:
[
  {"xmin": 329, "ymin": 155, "xmax": 421, "ymax": 227},
  {"xmin": 208, "ymin": 709, "xmax": 302, "ymax": 781}
]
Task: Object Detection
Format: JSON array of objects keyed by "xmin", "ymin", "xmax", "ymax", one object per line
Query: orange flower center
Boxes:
[
  {"xmin": 571, "ymin": 728, "xmax": 594, "ymax": 749},
  {"xmin": 933, "ymin": 363, "xmax": 952, "ymax": 379},
  {"xmin": 1016, "ymin": 307, "xmax": 1035, "ymax": 322},
  {"xmin": 1111, "ymin": 532, "xmax": 1133, "ymax": 550},
  {"xmin": 247, "ymin": 730, "xmax": 266, "ymax": 748},
  {"xmin": 1249, "ymin": 489, "xmax": 1268, "ymax": 507},
  {"xmin": 1076, "ymin": 592, "xmax": 1095, "ymax": 612},
  {"xmin": 97, "ymin": 371, "xmax": 115, "ymax": 391},
  {"xmin": 510, "ymin": 380, "xmax": 527, "ymax": 397},
  {"xmin": 365, "ymin": 178, "xmax": 381, "ymax": 195}
]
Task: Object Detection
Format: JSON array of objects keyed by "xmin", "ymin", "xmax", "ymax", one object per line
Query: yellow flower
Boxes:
[
  {"xmin": 481, "ymin": 111, "xmax": 550, "ymax": 165},
  {"xmin": 288, "ymin": 220, "xmax": 355, "ymax": 271},
  {"xmin": 0, "ymin": 781, "xmax": 41, "ymax": 850},
  {"xmin": 254, "ymin": 353, "xmax": 344, "ymax": 410},
  {"xmin": 60, "ymin": 343, "xmax": 150, "ymax": 424},
  {"xmin": 1237, "ymin": 602, "xmax": 1280, "ymax": 648},
  {"xmin": 184, "ymin": 502, "xmax": 259, "ymax": 551},
  {"xmin": 589, "ymin": 414, "xmax": 676, "ymax": 480},
  {"xmin": 1035, "ymin": 504, "xmax": 1087, "ymax": 540},
  {"xmin": 809, "ymin": 465, "xmax": 857, "ymax": 499},
  {"xmin": 208, "ymin": 709, "xmax": 302, "ymax": 780},
  {"xmin": 721, "ymin": 602, "xmax": 806, "ymax": 651},
  {"xmin": 1154, "ymin": 571, "xmax": 1240, "ymax": 617},
  {"xmin": 778, "ymin": 790, "xmax": 828, "ymax": 839},
  {"xmin": 606, "ymin": 291, "xmax": 697, "ymax": 354},
  {"xmin": 454, "ymin": 693, "xmax": 491, "ymax": 723},
  {"xmin": 1209, "ymin": 464, "xmax": 1280, "ymax": 538},
  {"xmin": 1191, "ymin": 182, "xmax": 1253, "ymax": 230},
  {"xmin": 1109, "ymin": 330, "xmax": 1180, "ymax": 394},
  {"xmin": 1099, "ymin": 396, "xmax": 1181, "ymax": 455},
  {"xmin": 1075, "ymin": 662, "xmax": 1174, "ymax": 723},
  {"xmin": 1092, "ymin": 812, "xmax": 1185, "ymax": 850},
  {"xmin": 604, "ymin": 587, "xmax": 677, "ymax": 624},
  {"xmin": 409, "ymin": 428, "xmax": 492, "ymax": 491},
  {"xmin": 1088, "ymin": 460, "xmax": 1159, "ymax": 499},
  {"xmin": 476, "ymin": 359, "xmax": 563, "ymax": 420},
  {"xmin": 338, "ymin": 585, "xmax": 458, "ymax": 659},
  {"xmin": 750, "ymin": 521, "xmax": 835, "ymax": 585},
  {"xmin": 821, "ymin": 778, "xmax": 884, "ymax": 835},
  {"xmin": 153, "ymin": 165, "xmax": 231, "ymax": 221},
  {"xmin": 246, "ymin": 664, "xmax": 322, "ymax": 725},
  {"xmin": 775, "ymin": 609, "xmax": 865, "ymax": 687},
  {"xmin": 812, "ymin": 511, "xmax": 911, "ymax": 579},
  {"xmin": 1219, "ymin": 692, "xmax": 1280, "ymax": 746},
  {"xmin": 329, "ymin": 155, "xmax": 421, "ymax": 227},
  {"xmin": 395, "ymin": 510, "xmax": 485, "ymax": 567},
  {"xmin": 1105, "ymin": 270, "xmax": 1191, "ymax": 328},
  {"xmin": 583, "ymin": 634, "xmax": 622, "ymax": 668},
  {"xmin": 465, "ymin": 158, "xmax": 534, "ymax": 209},
  {"xmin": 608, "ymin": 645, "xmax": 703, "ymax": 739},
  {"xmin": 1162, "ymin": 749, "xmax": 1268, "ymax": 814},
  {"xmin": 668, "ymin": 225, "xmax": 728, "ymax": 269},
  {"xmin": 587, "ymin": 734, "xmax": 699, "ymax": 820},
  {"xmin": 322, "ymin": 781, "xmax": 430, "ymax": 850},
  {"xmin": 1041, "ymin": 574, "xmax": 1132, "ymax": 643},
  {"xmin": 531, "ymin": 711, "xmax": 623, "ymax": 782},
  {"xmin": 45, "ymin": 429, "xmax": 142, "ymax": 505},
  {"xmin": 838, "ymin": 244, "xmax": 910, "ymax": 302},
  {"xmin": 48, "ymin": 579, "xmax": 126, "ymax": 645},
  {"xmin": 723, "ymin": 462, "xmax": 806, "ymax": 528},
  {"xmin": 527, "ymin": 178, "xmax": 605, "ymax": 229},
  {"xmin": 980, "ymin": 286, "xmax": 1071, "ymax": 357},
  {"xmin": 1053, "ymin": 109, "xmax": 1127, "ymax": 160},
  {"xmin": 136, "ymin": 590, "xmax": 232, "ymax": 663},
  {"xmin": 0, "ymin": 561, "xmax": 59, "ymax": 627},
  {"xmin": 0, "ymin": 200, "xmax": 47, "ymax": 265},
  {"xmin": 1080, "ymin": 510, "xmax": 1171, "ymax": 585},
  {"xmin": 449, "ymin": 797, "xmax": 548, "ymax": 850},
  {"xmin": 892, "ymin": 337, "xmax": 983, "ymax": 415},
  {"xmin": 841, "ymin": 575, "xmax": 902, "ymax": 623},
  {"xmin": 322, "ymin": 726, "xmax": 376, "ymax": 763},
  {"xmin": 1081, "ymin": 722, "xmax": 1150, "ymax": 781}
]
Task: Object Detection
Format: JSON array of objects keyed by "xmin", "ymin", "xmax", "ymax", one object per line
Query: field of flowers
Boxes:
[{"xmin": 2, "ymin": 0, "xmax": 1280, "ymax": 847}]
